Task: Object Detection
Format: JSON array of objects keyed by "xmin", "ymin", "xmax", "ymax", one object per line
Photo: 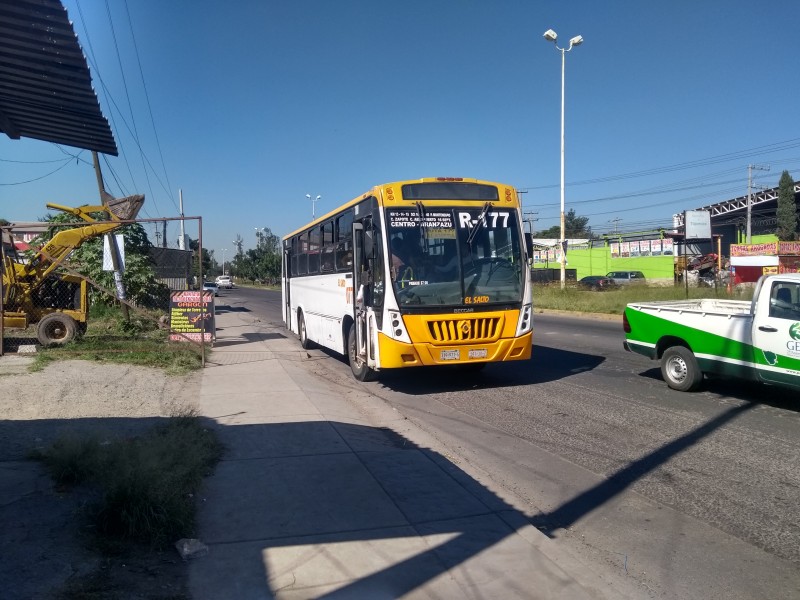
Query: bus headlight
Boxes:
[
  {"xmin": 389, "ymin": 311, "xmax": 411, "ymax": 343},
  {"xmin": 516, "ymin": 303, "xmax": 532, "ymax": 336}
]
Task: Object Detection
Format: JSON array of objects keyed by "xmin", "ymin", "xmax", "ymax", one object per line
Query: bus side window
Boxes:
[
  {"xmin": 298, "ymin": 232, "xmax": 308, "ymax": 275},
  {"xmin": 336, "ymin": 211, "xmax": 354, "ymax": 270},
  {"xmin": 321, "ymin": 221, "xmax": 335, "ymax": 272},
  {"xmin": 290, "ymin": 236, "xmax": 299, "ymax": 276},
  {"xmin": 308, "ymin": 227, "xmax": 321, "ymax": 273}
]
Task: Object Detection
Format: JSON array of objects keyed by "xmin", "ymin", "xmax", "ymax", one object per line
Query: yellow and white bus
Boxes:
[{"xmin": 282, "ymin": 177, "xmax": 533, "ymax": 381}]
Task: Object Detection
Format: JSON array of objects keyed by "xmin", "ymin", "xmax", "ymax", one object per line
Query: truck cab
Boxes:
[{"xmin": 750, "ymin": 275, "xmax": 800, "ymax": 388}]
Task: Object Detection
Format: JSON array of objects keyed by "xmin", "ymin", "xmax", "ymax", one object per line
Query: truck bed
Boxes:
[{"xmin": 627, "ymin": 298, "xmax": 752, "ymax": 317}]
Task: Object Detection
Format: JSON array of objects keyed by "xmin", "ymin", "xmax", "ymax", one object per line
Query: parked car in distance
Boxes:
[
  {"xmin": 606, "ymin": 270, "xmax": 646, "ymax": 285},
  {"xmin": 215, "ymin": 275, "xmax": 233, "ymax": 289},
  {"xmin": 202, "ymin": 281, "xmax": 219, "ymax": 296},
  {"xmin": 578, "ymin": 275, "xmax": 617, "ymax": 291}
]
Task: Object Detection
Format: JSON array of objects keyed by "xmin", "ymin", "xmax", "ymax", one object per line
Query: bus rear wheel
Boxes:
[
  {"xmin": 298, "ymin": 310, "xmax": 314, "ymax": 350},
  {"xmin": 347, "ymin": 325, "xmax": 376, "ymax": 382}
]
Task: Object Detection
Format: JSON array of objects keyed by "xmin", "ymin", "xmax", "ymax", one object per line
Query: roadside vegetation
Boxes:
[
  {"xmin": 534, "ymin": 282, "xmax": 754, "ymax": 314},
  {"xmin": 31, "ymin": 303, "xmax": 204, "ymax": 374},
  {"xmin": 32, "ymin": 408, "xmax": 224, "ymax": 549},
  {"xmin": 19, "ymin": 307, "xmax": 217, "ymax": 597}
]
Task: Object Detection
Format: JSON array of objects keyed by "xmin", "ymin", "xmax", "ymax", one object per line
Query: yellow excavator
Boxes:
[{"xmin": 1, "ymin": 194, "xmax": 144, "ymax": 346}]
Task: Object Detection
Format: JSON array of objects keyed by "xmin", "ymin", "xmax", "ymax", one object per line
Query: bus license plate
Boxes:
[
  {"xmin": 440, "ymin": 350, "xmax": 460, "ymax": 361},
  {"xmin": 468, "ymin": 349, "xmax": 488, "ymax": 359}
]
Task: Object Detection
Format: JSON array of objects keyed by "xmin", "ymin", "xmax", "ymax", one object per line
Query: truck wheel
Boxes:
[
  {"xmin": 347, "ymin": 324, "xmax": 376, "ymax": 382},
  {"xmin": 297, "ymin": 310, "xmax": 314, "ymax": 349},
  {"xmin": 37, "ymin": 312, "xmax": 78, "ymax": 347},
  {"xmin": 661, "ymin": 346, "xmax": 702, "ymax": 392}
]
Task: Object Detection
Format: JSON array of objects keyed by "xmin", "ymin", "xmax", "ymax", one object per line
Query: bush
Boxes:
[{"xmin": 35, "ymin": 411, "xmax": 224, "ymax": 548}]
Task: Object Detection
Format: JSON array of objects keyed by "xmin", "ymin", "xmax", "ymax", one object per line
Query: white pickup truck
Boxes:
[{"xmin": 623, "ymin": 273, "xmax": 800, "ymax": 392}]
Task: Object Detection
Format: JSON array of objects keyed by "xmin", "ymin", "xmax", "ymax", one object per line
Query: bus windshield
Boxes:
[{"xmin": 386, "ymin": 207, "xmax": 524, "ymax": 308}]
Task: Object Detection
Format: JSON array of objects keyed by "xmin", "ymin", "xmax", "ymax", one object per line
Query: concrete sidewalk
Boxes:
[{"xmin": 187, "ymin": 304, "xmax": 618, "ymax": 600}]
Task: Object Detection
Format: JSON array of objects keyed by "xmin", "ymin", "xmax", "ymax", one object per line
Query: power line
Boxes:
[
  {"xmin": 122, "ymin": 0, "xmax": 174, "ymax": 204},
  {"xmin": 519, "ymin": 138, "xmax": 800, "ymax": 191}
]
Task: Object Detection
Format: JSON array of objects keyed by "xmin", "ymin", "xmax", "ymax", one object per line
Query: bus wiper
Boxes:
[
  {"xmin": 466, "ymin": 202, "xmax": 492, "ymax": 249},
  {"xmin": 415, "ymin": 201, "xmax": 426, "ymax": 224},
  {"xmin": 416, "ymin": 202, "xmax": 429, "ymax": 255}
]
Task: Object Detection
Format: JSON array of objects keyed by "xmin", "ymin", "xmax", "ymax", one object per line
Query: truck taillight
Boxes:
[{"xmin": 623, "ymin": 312, "xmax": 631, "ymax": 333}]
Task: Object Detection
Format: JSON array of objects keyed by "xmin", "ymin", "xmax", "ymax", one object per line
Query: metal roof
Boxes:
[
  {"xmin": 0, "ymin": 0, "xmax": 117, "ymax": 155},
  {"xmin": 673, "ymin": 183, "xmax": 800, "ymax": 227}
]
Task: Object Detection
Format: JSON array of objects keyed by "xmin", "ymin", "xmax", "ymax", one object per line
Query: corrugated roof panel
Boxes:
[{"xmin": 0, "ymin": 0, "xmax": 117, "ymax": 155}]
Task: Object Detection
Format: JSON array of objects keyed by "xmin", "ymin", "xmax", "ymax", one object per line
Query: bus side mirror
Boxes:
[{"xmin": 524, "ymin": 233, "xmax": 534, "ymax": 259}]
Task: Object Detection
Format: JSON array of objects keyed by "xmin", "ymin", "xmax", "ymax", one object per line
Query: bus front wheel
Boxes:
[{"xmin": 347, "ymin": 325, "xmax": 376, "ymax": 382}]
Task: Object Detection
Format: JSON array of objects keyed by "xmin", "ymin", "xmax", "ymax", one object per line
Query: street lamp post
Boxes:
[
  {"xmin": 306, "ymin": 194, "xmax": 322, "ymax": 220},
  {"xmin": 543, "ymin": 28, "xmax": 583, "ymax": 289},
  {"xmin": 221, "ymin": 248, "xmax": 227, "ymax": 276}
]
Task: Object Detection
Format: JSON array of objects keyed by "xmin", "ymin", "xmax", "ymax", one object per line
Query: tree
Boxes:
[
  {"xmin": 776, "ymin": 170, "xmax": 797, "ymax": 241},
  {"xmin": 188, "ymin": 237, "xmax": 213, "ymax": 280},
  {"xmin": 536, "ymin": 209, "xmax": 592, "ymax": 238},
  {"xmin": 234, "ymin": 226, "xmax": 281, "ymax": 283},
  {"xmin": 34, "ymin": 210, "xmax": 170, "ymax": 309}
]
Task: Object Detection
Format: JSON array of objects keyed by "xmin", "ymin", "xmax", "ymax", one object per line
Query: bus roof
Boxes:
[{"xmin": 282, "ymin": 177, "xmax": 517, "ymax": 240}]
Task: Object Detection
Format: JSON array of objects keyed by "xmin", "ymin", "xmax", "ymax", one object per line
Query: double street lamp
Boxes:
[
  {"xmin": 306, "ymin": 194, "xmax": 322, "ymax": 220},
  {"xmin": 543, "ymin": 28, "xmax": 583, "ymax": 289}
]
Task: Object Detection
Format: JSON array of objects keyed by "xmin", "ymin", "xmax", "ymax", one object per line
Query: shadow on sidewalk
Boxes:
[{"xmin": 189, "ymin": 402, "xmax": 753, "ymax": 598}]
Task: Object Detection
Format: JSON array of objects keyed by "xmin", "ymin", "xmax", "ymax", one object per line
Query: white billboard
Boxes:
[{"xmin": 685, "ymin": 210, "xmax": 711, "ymax": 240}]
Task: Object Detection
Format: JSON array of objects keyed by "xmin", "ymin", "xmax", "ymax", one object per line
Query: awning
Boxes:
[{"xmin": 0, "ymin": 0, "xmax": 117, "ymax": 155}]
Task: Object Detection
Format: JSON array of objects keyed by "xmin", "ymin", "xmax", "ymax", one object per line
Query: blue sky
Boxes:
[{"xmin": 2, "ymin": 0, "xmax": 799, "ymax": 259}]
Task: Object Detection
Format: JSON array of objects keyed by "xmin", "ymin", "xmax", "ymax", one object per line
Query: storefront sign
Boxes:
[{"xmin": 169, "ymin": 290, "xmax": 215, "ymax": 342}]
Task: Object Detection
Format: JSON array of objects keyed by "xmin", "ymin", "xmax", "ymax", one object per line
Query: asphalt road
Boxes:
[{"xmin": 218, "ymin": 286, "xmax": 800, "ymax": 600}]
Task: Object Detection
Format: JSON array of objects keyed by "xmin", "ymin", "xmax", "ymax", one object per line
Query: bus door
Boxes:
[
  {"xmin": 352, "ymin": 220, "xmax": 370, "ymax": 362},
  {"xmin": 351, "ymin": 212, "xmax": 383, "ymax": 380}
]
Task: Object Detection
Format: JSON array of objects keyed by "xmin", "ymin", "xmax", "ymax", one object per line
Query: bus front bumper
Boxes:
[{"xmin": 377, "ymin": 331, "xmax": 532, "ymax": 368}]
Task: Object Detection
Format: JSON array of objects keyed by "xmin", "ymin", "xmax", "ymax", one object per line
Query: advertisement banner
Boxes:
[
  {"xmin": 731, "ymin": 243, "xmax": 779, "ymax": 257},
  {"xmin": 779, "ymin": 241, "xmax": 800, "ymax": 255},
  {"xmin": 610, "ymin": 243, "xmax": 619, "ymax": 258},
  {"xmin": 663, "ymin": 239, "xmax": 674, "ymax": 255},
  {"xmin": 651, "ymin": 239, "xmax": 662, "ymax": 255}
]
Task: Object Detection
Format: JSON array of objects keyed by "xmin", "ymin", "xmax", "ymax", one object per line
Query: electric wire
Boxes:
[{"xmin": 122, "ymin": 0, "xmax": 175, "ymax": 210}]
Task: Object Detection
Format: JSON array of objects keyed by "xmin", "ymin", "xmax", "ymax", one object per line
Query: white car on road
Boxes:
[{"xmin": 215, "ymin": 275, "xmax": 234, "ymax": 289}]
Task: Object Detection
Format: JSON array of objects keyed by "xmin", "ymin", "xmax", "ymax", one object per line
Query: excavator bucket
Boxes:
[{"xmin": 104, "ymin": 194, "xmax": 145, "ymax": 221}]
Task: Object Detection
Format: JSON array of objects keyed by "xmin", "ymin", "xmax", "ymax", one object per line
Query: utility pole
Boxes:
[
  {"xmin": 609, "ymin": 217, "xmax": 622, "ymax": 234},
  {"xmin": 178, "ymin": 189, "xmax": 186, "ymax": 250},
  {"xmin": 522, "ymin": 211, "xmax": 538, "ymax": 235},
  {"xmin": 746, "ymin": 164, "xmax": 770, "ymax": 243},
  {"xmin": 91, "ymin": 151, "xmax": 129, "ymax": 321}
]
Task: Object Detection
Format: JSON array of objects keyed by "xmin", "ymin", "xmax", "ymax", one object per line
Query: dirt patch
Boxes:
[{"xmin": 0, "ymin": 358, "xmax": 200, "ymax": 599}]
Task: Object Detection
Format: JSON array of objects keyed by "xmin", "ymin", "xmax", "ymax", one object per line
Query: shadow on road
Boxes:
[
  {"xmin": 529, "ymin": 402, "xmax": 756, "ymax": 537},
  {"xmin": 637, "ymin": 367, "xmax": 800, "ymax": 412},
  {"xmin": 376, "ymin": 343, "xmax": 606, "ymax": 394}
]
